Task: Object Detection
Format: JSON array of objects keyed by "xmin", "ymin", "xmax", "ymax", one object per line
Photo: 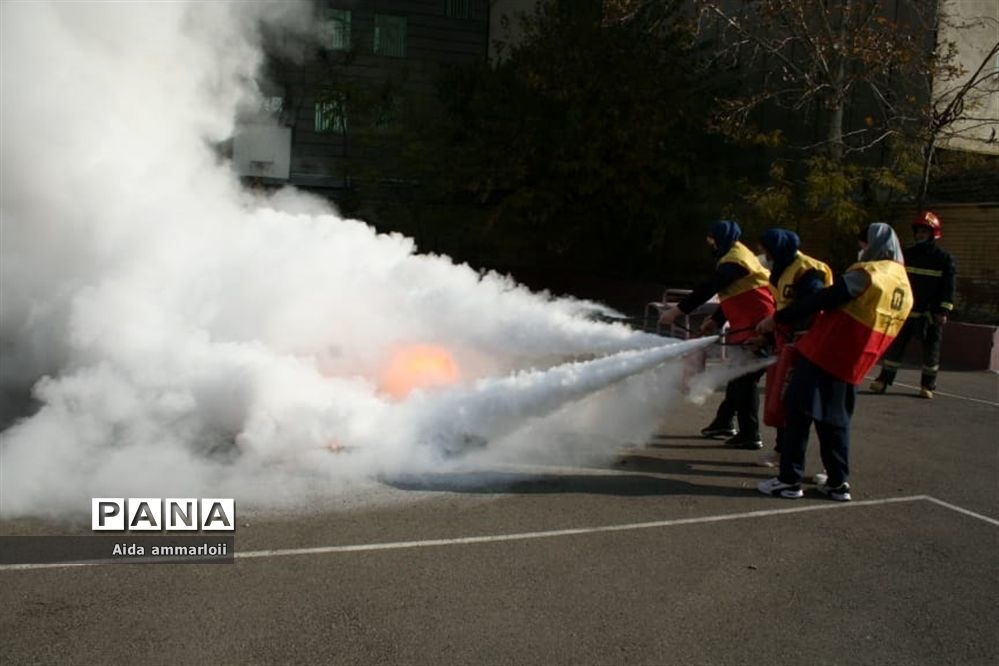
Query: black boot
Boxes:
[
  {"xmin": 700, "ymin": 419, "xmax": 737, "ymax": 438},
  {"xmin": 724, "ymin": 432, "xmax": 763, "ymax": 450}
]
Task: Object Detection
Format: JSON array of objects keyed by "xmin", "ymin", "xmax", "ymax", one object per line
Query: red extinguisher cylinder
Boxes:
[{"xmin": 763, "ymin": 343, "xmax": 798, "ymax": 427}]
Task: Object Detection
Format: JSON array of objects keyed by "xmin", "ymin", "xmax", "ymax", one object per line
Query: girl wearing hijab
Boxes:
[
  {"xmin": 660, "ymin": 220, "xmax": 776, "ymax": 449},
  {"xmin": 756, "ymin": 228, "xmax": 833, "ymax": 468},
  {"xmin": 755, "ymin": 223, "xmax": 913, "ymax": 500}
]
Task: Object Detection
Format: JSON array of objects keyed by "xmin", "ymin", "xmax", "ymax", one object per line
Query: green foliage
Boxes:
[
  {"xmin": 396, "ymin": 0, "xmax": 718, "ymax": 278},
  {"xmin": 802, "ymin": 158, "xmax": 866, "ymax": 228},
  {"xmin": 691, "ymin": 0, "xmax": 973, "ymax": 268},
  {"xmin": 742, "ymin": 162, "xmax": 794, "ymax": 227},
  {"xmin": 302, "ymin": 0, "xmax": 979, "ymax": 285}
]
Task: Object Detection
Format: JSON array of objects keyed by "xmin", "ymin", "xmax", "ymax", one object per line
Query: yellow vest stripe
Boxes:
[{"xmin": 717, "ymin": 242, "xmax": 770, "ymax": 300}]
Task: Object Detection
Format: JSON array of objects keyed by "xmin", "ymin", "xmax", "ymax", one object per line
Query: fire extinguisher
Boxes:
[
  {"xmin": 681, "ymin": 346, "xmax": 707, "ymax": 394},
  {"xmin": 764, "ymin": 342, "xmax": 798, "ymax": 427}
]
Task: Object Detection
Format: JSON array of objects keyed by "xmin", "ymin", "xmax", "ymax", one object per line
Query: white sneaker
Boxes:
[
  {"xmin": 756, "ymin": 451, "xmax": 779, "ymax": 468},
  {"xmin": 817, "ymin": 482, "xmax": 852, "ymax": 502},
  {"xmin": 812, "ymin": 471, "xmax": 828, "ymax": 486},
  {"xmin": 757, "ymin": 477, "xmax": 803, "ymax": 499}
]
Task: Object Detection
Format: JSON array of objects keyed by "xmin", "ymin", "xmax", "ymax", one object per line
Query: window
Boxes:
[
  {"xmin": 314, "ymin": 95, "xmax": 347, "ymax": 134},
  {"xmin": 374, "ymin": 14, "xmax": 406, "ymax": 58},
  {"xmin": 261, "ymin": 96, "xmax": 284, "ymax": 115},
  {"xmin": 446, "ymin": 0, "xmax": 470, "ymax": 19},
  {"xmin": 320, "ymin": 7, "xmax": 351, "ymax": 50},
  {"xmin": 374, "ymin": 94, "xmax": 402, "ymax": 128}
]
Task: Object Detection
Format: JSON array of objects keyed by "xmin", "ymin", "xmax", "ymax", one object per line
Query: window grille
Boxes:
[
  {"xmin": 314, "ymin": 96, "xmax": 347, "ymax": 134},
  {"xmin": 374, "ymin": 14, "xmax": 407, "ymax": 58},
  {"xmin": 321, "ymin": 8, "xmax": 351, "ymax": 50},
  {"xmin": 446, "ymin": 0, "xmax": 470, "ymax": 19}
]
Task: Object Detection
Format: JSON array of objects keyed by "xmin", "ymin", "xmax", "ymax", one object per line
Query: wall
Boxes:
[
  {"xmin": 936, "ymin": 0, "xmax": 999, "ymax": 155},
  {"xmin": 487, "ymin": 0, "xmax": 538, "ymax": 63},
  {"xmin": 907, "ymin": 203, "xmax": 999, "ymax": 324}
]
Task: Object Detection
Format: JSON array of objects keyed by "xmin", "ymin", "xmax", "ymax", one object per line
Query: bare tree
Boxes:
[
  {"xmin": 691, "ymin": 0, "xmax": 938, "ymax": 161},
  {"xmin": 916, "ymin": 7, "xmax": 999, "ymax": 206}
]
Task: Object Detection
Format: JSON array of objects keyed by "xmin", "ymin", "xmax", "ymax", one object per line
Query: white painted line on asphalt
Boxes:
[
  {"xmin": 863, "ymin": 374, "xmax": 999, "ymax": 407},
  {"xmin": 5, "ymin": 494, "xmax": 995, "ymax": 572},
  {"xmin": 233, "ymin": 495, "xmax": 929, "ymax": 560},
  {"xmin": 924, "ymin": 495, "xmax": 999, "ymax": 527},
  {"xmin": 890, "ymin": 382, "xmax": 999, "ymax": 406},
  {"xmin": 0, "ymin": 561, "xmax": 101, "ymax": 572}
]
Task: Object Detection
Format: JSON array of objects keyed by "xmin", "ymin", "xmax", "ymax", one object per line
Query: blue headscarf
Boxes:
[
  {"xmin": 759, "ymin": 228, "xmax": 800, "ymax": 286},
  {"xmin": 708, "ymin": 220, "xmax": 741, "ymax": 257}
]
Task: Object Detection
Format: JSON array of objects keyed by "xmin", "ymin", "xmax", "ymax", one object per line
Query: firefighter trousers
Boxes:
[{"xmin": 876, "ymin": 315, "xmax": 942, "ymax": 390}]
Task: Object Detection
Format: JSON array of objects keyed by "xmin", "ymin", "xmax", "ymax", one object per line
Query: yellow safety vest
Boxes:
[
  {"xmin": 796, "ymin": 260, "xmax": 913, "ymax": 384},
  {"xmin": 771, "ymin": 252, "xmax": 833, "ymax": 310}
]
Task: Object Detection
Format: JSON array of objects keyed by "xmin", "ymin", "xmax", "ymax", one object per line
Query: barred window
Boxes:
[
  {"xmin": 375, "ymin": 94, "xmax": 402, "ymax": 128},
  {"xmin": 374, "ymin": 14, "xmax": 406, "ymax": 58},
  {"xmin": 314, "ymin": 95, "xmax": 347, "ymax": 134},
  {"xmin": 320, "ymin": 7, "xmax": 351, "ymax": 50},
  {"xmin": 446, "ymin": 0, "xmax": 470, "ymax": 19},
  {"xmin": 261, "ymin": 96, "xmax": 284, "ymax": 115}
]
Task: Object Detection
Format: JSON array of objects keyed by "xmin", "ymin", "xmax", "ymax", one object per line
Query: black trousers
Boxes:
[
  {"xmin": 724, "ymin": 368, "xmax": 765, "ymax": 438},
  {"xmin": 876, "ymin": 315, "xmax": 942, "ymax": 390}
]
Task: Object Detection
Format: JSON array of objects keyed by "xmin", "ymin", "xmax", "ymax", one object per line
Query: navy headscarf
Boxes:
[
  {"xmin": 708, "ymin": 220, "xmax": 742, "ymax": 257},
  {"xmin": 759, "ymin": 228, "xmax": 800, "ymax": 286}
]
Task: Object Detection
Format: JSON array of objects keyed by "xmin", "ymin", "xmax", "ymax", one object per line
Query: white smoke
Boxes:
[
  {"xmin": 0, "ymin": 1, "xmax": 699, "ymax": 518},
  {"xmin": 684, "ymin": 348, "xmax": 775, "ymax": 405}
]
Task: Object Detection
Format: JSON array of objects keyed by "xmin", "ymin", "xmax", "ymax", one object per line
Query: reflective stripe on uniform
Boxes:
[
  {"xmin": 884, "ymin": 360, "xmax": 902, "ymax": 369},
  {"xmin": 906, "ymin": 267, "xmax": 944, "ymax": 277},
  {"xmin": 940, "ymin": 302, "xmax": 954, "ymax": 310}
]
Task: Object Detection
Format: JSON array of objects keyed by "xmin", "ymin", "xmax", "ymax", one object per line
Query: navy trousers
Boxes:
[{"xmin": 778, "ymin": 357, "xmax": 854, "ymax": 487}]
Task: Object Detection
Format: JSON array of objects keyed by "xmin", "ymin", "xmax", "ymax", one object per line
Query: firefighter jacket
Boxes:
[
  {"xmin": 903, "ymin": 240, "xmax": 956, "ymax": 317},
  {"xmin": 796, "ymin": 260, "xmax": 913, "ymax": 385},
  {"xmin": 715, "ymin": 241, "xmax": 776, "ymax": 343}
]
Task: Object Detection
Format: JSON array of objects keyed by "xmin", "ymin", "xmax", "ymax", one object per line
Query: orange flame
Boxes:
[{"xmin": 378, "ymin": 343, "xmax": 460, "ymax": 399}]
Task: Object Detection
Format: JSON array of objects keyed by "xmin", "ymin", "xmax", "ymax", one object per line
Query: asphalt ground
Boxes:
[{"xmin": 1, "ymin": 365, "xmax": 997, "ymax": 665}]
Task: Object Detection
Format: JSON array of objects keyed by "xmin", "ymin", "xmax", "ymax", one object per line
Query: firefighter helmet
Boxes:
[{"xmin": 912, "ymin": 210, "xmax": 942, "ymax": 239}]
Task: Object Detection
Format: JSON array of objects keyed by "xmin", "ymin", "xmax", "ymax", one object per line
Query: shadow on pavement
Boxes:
[
  {"xmin": 381, "ymin": 470, "xmax": 753, "ymax": 498},
  {"xmin": 643, "ymin": 440, "xmax": 727, "ymax": 450},
  {"xmin": 385, "ymin": 427, "xmax": 777, "ymax": 496},
  {"xmin": 612, "ymin": 454, "xmax": 767, "ymax": 480}
]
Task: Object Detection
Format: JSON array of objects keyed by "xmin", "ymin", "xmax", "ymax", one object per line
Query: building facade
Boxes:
[{"xmin": 234, "ymin": 0, "xmax": 491, "ymax": 193}]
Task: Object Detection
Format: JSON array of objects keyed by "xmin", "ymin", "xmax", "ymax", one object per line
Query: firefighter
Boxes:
[
  {"xmin": 659, "ymin": 220, "xmax": 776, "ymax": 449},
  {"xmin": 756, "ymin": 228, "xmax": 833, "ymax": 468},
  {"xmin": 755, "ymin": 223, "xmax": 913, "ymax": 500},
  {"xmin": 869, "ymin": 211, "xmax": 956, "ymax": 399}
]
